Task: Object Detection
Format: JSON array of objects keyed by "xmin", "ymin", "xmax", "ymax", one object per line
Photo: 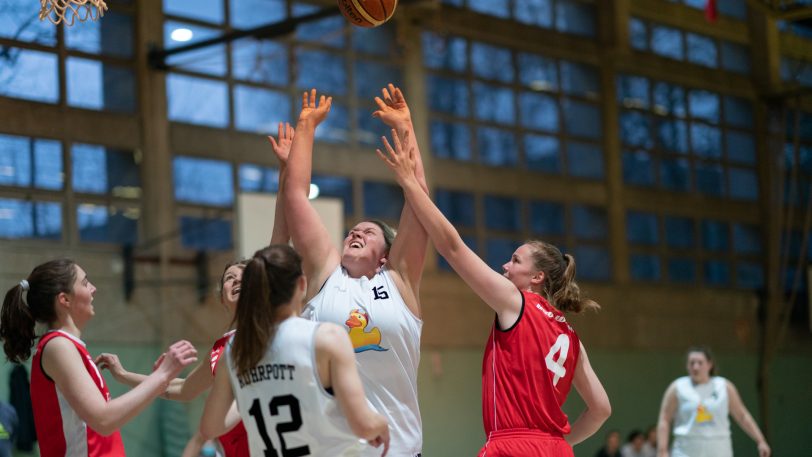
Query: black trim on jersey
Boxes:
[
  {"xmin": 39, "ymin": 336, "xmax": 55, "ymax": 383},
  {"xmin": 496, "ymin": 291, "xmax": 525, "ymax": 332},
  {"xmin": 325, "ymin": 387, "xmax": 334, "ymax": 396}
]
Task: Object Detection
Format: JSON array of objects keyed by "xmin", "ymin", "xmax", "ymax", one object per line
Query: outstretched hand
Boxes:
[
  {"xmin": 376, "ymin": 128, "xmax": 416, "ymax": 188},
  {"xmin": 153, "ymin": 340, "xmax": 198, "ymax": 380},
  {"xmin": 268, "ymin": 122, "xmax": 295, "ymax": 166},
  {"xmin": 372, "ymin": 83, "xmax": 411, "ymax": 128},
  {"xmin": 298, "ymin": 88, "xmax": 332, "ymax": 127},
  {"xmin": 95, "ymin": 352, "xmax": 127, "ymax": 381}
]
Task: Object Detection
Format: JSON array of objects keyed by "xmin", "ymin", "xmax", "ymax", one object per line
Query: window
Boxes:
[
  {"xmin": 0, "ymin": 198, "xmax": 62, "ymax": 240},
  {"xmin": 363, "ymin": 181, "xmax": 403, "ymax": 220},
  {"xmin": 173, "ymin": 156, "xmax": 234, "ymax": 206},
  {"xmin": 0, "ymin": 134, "xmax": 63, "ymax": 190}
]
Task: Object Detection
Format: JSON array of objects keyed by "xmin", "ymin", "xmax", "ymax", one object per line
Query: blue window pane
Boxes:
[
  {"xmin": 520, "ymin": 92, "xmax": 558, "ymax": 131},
  {"xmin": 363, "ymin": 181, "xmax": 403, "ymax": 220},
  {"xmin": 686, "ymin": 33, "xmax": 717, "ymax": 68},
  {"xmin": 0, "ymin": 199, "xmax": 61, "ymax": 240},
  {"xmin": 486, "ymin": 238, "xmax": 522, "ymax": 272},
  {"xmin": 173, "ymin": 156, "xmax": 234, "ymax": 206},
  {"xmin": 436, "ymin": 189, "xmax": 475, "ymax": 227},
  {"xmin": 35, "ymin": 139, "xmax": 63, "ymax": 190},
  {"xmin": 695, "ymin": 162, "xmax": 725, "ymax": 197},
  {"xmin": 630, "ymin": 254, "xmax": 660, "ymax": 281},
  {"xmin": 354, "ymin": 60, "xmax": 403, "ymax": 101},
  {"xmin": 525, "ymin": 134, "xmax": 560, "ymax": 173},
  {"xmin": 66, "ymin": 11, "xmax": 134, "ymax": 58},
  {"xmin": 729, "ymin": 168, "xmax": 758, "ymax": 200},
  {"xmin": 167, "ymin": 74, "xmax": 229, "ymax": 127},
  {"xmin": 702, "ymin": 220, "xmax": 729, "ymax": 252},
  {"xmin": 660, "ymin": 158, "xmax": 691, "ymax": 191},
  {"xmin": 471, "ymin": 42, "xmax": 513, "ymax": 83},
  {"xmin": 422, "ymin": 32, "xmax": 467, "ymax": 72},
  {"xmin": 529, "ymin": 201, "xmax": 564, "ymax": 236},
  {"xmin": 689, "ymin": 90, "xmax": 720, "ymax": 123},
  {"xmin": 733, "ymin": 224, "xmax": 761, "ymax": 255},
  {"xmin": 234, "ymin": 86, "xmax": 290, "ymax": 133},
  {"xmin": 313, "ymin": 174, "xmax": 353, "ymax": 215},
  {"xmin": 629, "ymin": 18, "xmax": 648, "ymax": 51},
  {"xmin": 427, "ymin": 75, "xmax": 469, "ymax": 117},
  {"xmin": 560, "ymin": 62, "xmax": 598, "ymax": 97},
  {"xmin": 721, "ymin": 41, "xmax": 750, "ymax": 75},
  {"xmin": 473, "ymin": 82, "xmax": 515, "ymax": 124},
  {"xmin": 555, "ymin": 0, "xmax": 596, "ymax": 37},
  {"xmin": 651, "ymin": 26, "xmax": 684, "ymax": 60},
  {"xmin": 296, "ymin": 48, "xmax": 346, "ymax": 95},
  {"xmin": 316, "ymin": 101, "xmax": 350, "ymax": 143},
  {"xmin": 239, "ymin": 164, "xmax": 279, "ymax": 193},
  {"xmin": 782, "ymin": 58, "xmax": 812, "ymax": 87},
  {"xmin": 515, "ymin": 0, "xmax": 553, "ymax": 28},
  {"xmin": 691, "ymin": 123, "xmax": 722, "ymax": 158},
  {"xmin": 430, "ymin": 121, "xmax": 471, "ymax": 161},
  {"xmin": 801, "ymin": 145, "xmax": 812, "ymax": 173},
  {"xmin": 704, "ymin": 260, "xmax": 730, "ymax": 286},
  {"xmin": 623, "ymin": 150, "xmax": 655, "ymax": 186},
  {"xmin": 164, "ymin": 21, "xmax": 226, "ymax": 76},
  {"xmin": 620, "ymin": 111, "xmax": 652, "ymax": 147},
  {"xmin": 627, "ymin": 211, "xmax": 659, "ymax": 245},
  {"xmin": 77, "ymin": 205, "xmax": 138, "ymax": 244},
  {"xmin": 665, "ymin": 216, "xmax": 695, "ymax": 249},
  {"xmin": 72, "ymin": 144, "xmax": 105, "ymax": 194},
  {"xmin": 724, "ymin": 96, "xmax": 753, "ymax": 128},
  {"xmin": 294, "ymin": 13, "xmax": 345, "ymax": 47},
  {"xmin": 517, "ymin": 53, "xmax": 558, "ymax": 91},
  {"xmin": 573, "ymin": 245, "xmax": 611, "ymax": 281},
  {"xmin": 564, "ymin": 100, "xmax": 601, "ymax": 139},
  {"xmin": 439, "ymin": 236, "xmax": 476, "ymax": 271},
  {"xmin": 726, "ymin": 131, "xmax": 755, "ymax": 164},
  {"xmin": 736, "ymin": 262, "xmax": 764, "ymax": 289},
  {"xmin": 180, "ymin": 216, "xmax": 232, "ymax": 250},
  {"xmin": 572, "ymin": 205, "xmax": 607, "ymax": 241},
  {"xmin": 0, "ymin": 4, "xmax": 56, "ymax": 45},
  {"xmin": 477, "ymin": 128, "xmax": 517, "ymax": 167},
  {"xmin": 653, "ymin": 82, "xmax": 686, "ymax": 117},
  {"xmin": 567, "ymin": 142, "xmax": 604, "ymax": 179},
  {"xmin": 657, "ymin": 119, "xmax": 689, "ymax": 153},
  {"xmin": 668, "ymin": 257, "xmax": 696, "ymax": 283},
  {"xmin": 0, "ymin": 48, "xmax": 58, "ymax": 103},
  {"xmin": 617, "ymin": 75, "xmax": 649, "ymax": 108},
  {"xmin": 67, "ymin": 58, "xmax": 136, "ymax": 113},
  {"xmin": 469, "ymin": 0, "xmax": 509, "ymax": 18},
  {"xmin": 0, "ymin": 135, "xmax": 63, "ymax": 190},
  {"xmin": 165, "ymin": 0, "xmax": 224, "ymax": 23},
  {"xmin": 232, "ymin": 39, "xmax": 288, "ymax": 85},
  {"xmin": 484, "ymin": 195, "xmax": 520, "ymax": 231},
  {"xmin": 353, "ymin": 24, "xmax": 396, "ymax": 56},
  {"xmin": 718, "ymin": 0, "xmax": 748, "ymax": 19},
  {"xmin": 232, "ymin": 0, "xmax": 285, "ymax": 29}
]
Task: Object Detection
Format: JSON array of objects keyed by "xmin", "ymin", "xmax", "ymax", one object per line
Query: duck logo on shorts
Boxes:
[
  {"xmin": 695, "ymin": 404, "xmax": 714, "ymax": 424},
  {"xmin": 345, "ymin": 309, "xmax": 388, "ymax": 353}
]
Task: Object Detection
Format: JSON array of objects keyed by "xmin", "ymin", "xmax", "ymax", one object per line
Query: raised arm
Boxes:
[
  {"xmin": 316, "ymin": 323, "xmax": 389, "ymax": 454},
  {"xmin": 377, "ymin": 129, "xmax": 522, "ymax": 320},
  {"xmin": 656, "ymin": 382, "xmax": 678, "ymax": 457},
  {"xmin": 373, "ymin": 84, "xmax": 429, "ymax": 317},
  {"xmin": 96, "ymin": 351, "xmax": 213, "ymax": 402},
  {"xmin": 45, "ymin": 339, "xmax": 197, "ymax": 436},
  {"xmin": 283, "ymin": 89, "xmax": 341, "ymax": 299},
  {"xmin": 566, "ymin": 342, "xmax": 611, "ymax": 445},
  {"xmin": 727, "ymin": 381, "xmax": 770, "ymax": 457},
  {"xmin": 269, "ymin": 122, "xmax": 294, "ymax": 245}
]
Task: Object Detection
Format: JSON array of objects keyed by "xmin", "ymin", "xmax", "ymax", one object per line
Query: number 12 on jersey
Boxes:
[
  {"xmin": 545, "ymin": 334, "xmax": 570, "ymax": 386},
  {"xmin": 248, "ymin": 395, "xmax": 310, "ymax": 457}
]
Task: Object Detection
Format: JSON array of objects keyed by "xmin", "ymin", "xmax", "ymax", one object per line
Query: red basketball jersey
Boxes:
[
  {"xmin": 31, "ymin": 330, "xmax": 126, "ymax": 457},
  {"xmin": 209, "ymin": 331, "xmax": 249, "ymax": 457},
  {"xmin": 482, "ymin": 291, "xmax": 581, "ymax": 436}
]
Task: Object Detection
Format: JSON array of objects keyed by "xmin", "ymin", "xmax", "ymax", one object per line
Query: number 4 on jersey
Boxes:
[{"xmin": 545, "ymin": 334, "xmax": 570, "ymax": 386}]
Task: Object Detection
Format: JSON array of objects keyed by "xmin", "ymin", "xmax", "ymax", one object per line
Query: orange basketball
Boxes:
[{"xmin": 337, "ymin": 0, "xmax": 398, "ymax": 28}]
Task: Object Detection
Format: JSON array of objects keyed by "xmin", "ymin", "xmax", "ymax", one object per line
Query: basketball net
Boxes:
[{"xmin": 39, "ymin": 0, "xmax": 108, "ymax": 26}]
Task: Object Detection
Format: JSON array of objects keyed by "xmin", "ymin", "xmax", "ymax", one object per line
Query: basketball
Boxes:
[{"xmin": 337, "ymin": 0, "xmax": 398, "ymax": 28}]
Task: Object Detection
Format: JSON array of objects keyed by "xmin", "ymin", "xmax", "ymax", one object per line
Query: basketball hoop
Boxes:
[{"xmin": 39, "ymin": 0, "xmax": 108, "ymax": 26}]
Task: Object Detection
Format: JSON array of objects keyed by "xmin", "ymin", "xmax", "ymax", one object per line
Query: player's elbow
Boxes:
[
  {"xmin": 199, "ymin": 421, "xmax": 219, "ymax": 441},
  {"xmin": 590, "ymin": 395, "xmax": 612, "ymax": 423}
]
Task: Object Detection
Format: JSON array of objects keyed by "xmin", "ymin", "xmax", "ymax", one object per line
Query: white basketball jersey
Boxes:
[
  {"xmin": 303, "ymin": 265, "xmax": 423, "ymax": 457},
  {"xmin": 671, "ymin": 376, "xmax": 732, "ymax": 457},
  {"xmin": 226, "ymin": 317, "xmax": 366, "ymax": 457}
]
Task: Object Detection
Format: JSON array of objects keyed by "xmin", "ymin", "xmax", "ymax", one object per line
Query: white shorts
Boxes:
[{"xmin": 672, "ymin": 436, "xmax": 733, "ymax": 457}]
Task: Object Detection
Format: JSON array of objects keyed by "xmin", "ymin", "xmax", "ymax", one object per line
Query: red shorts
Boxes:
[{"xmin": 478, "ymin": 429, "xmax": 573, "ymax": 457}]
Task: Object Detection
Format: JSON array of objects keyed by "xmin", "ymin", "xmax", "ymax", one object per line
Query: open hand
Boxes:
[
  {"xmin": 372, "ymin": 83, "xmax": 411, "ymax": 128},
  {"xmin": 376, "ymin": 128, "xmax": 416, "ymax": 188},
  {"xmin": 95, "ymin": 353, "xmax": 127, "ymax": 381},
  {"xmin": 298, "ymin": 89, "xmax": 332, "ymax": 127},
  {"xmin": 154, "ymin": 340, "xmax": 198, "ymax": 379},
  {"xmin": 268, "ymin": 122, "xmax": 295, "ymax": 166}
]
